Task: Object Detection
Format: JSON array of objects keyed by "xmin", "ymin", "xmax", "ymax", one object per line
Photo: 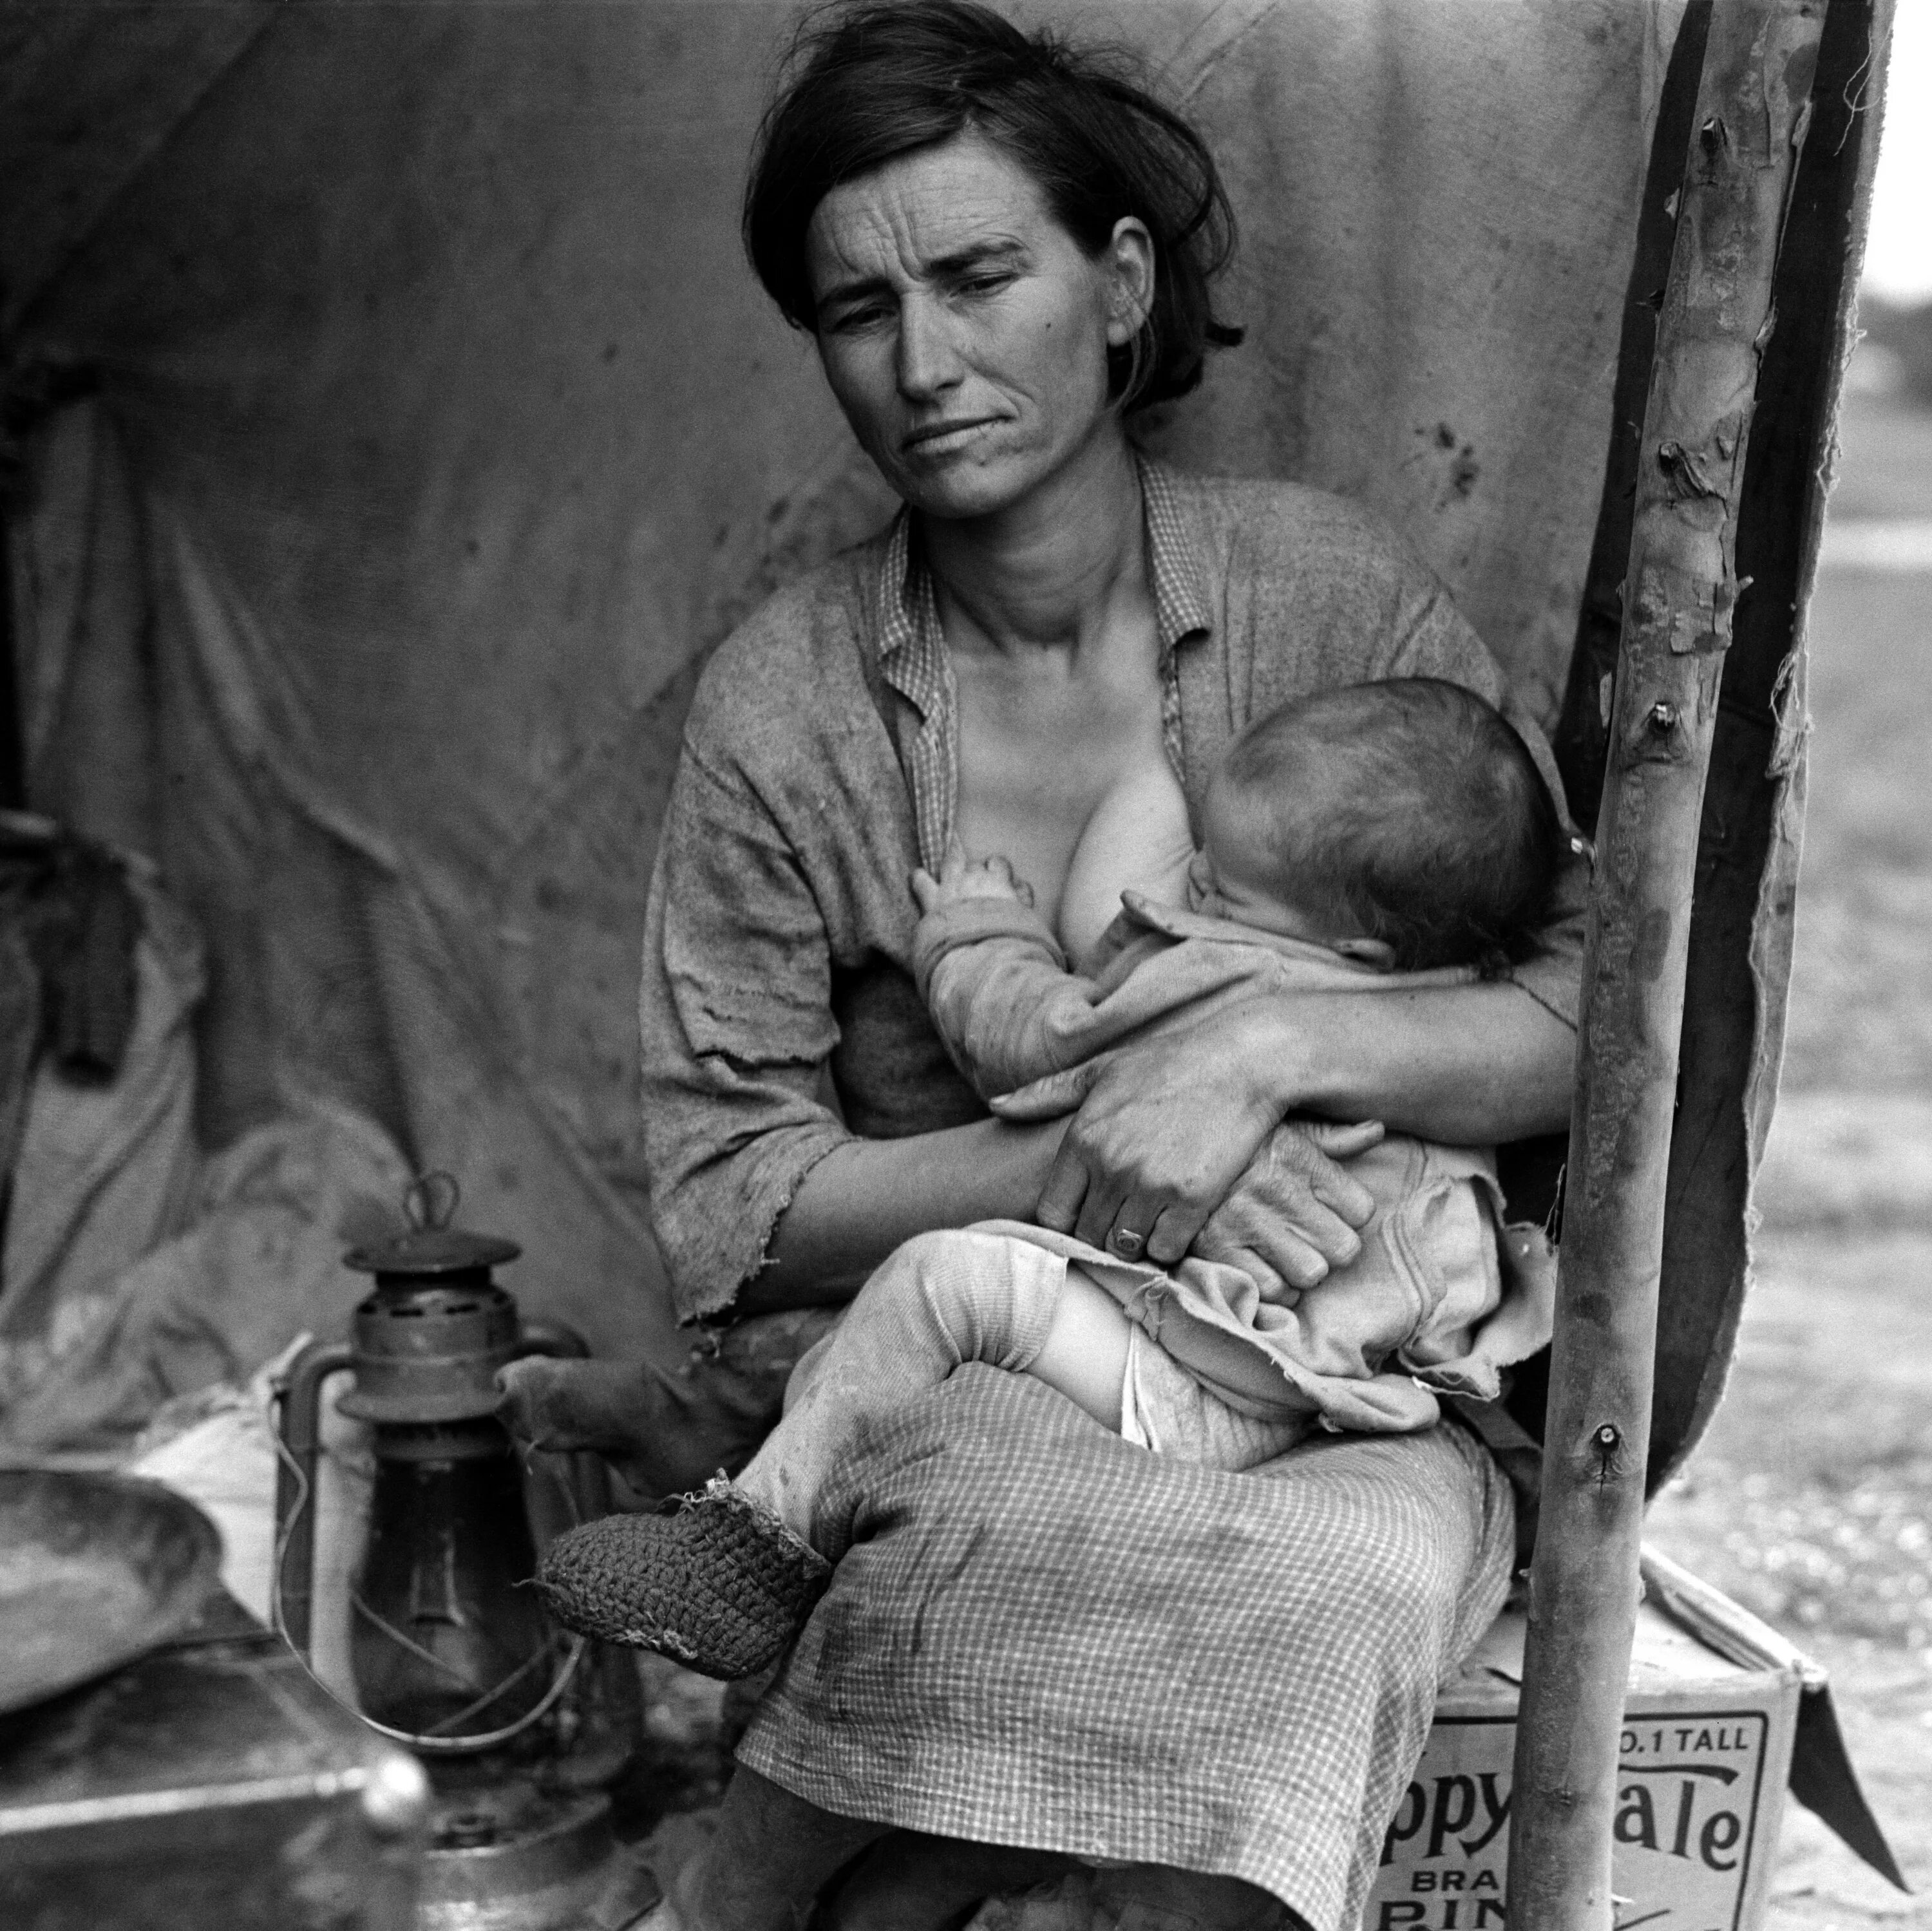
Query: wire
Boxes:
[
  {"xmin": 267, "ymin": 1398, "xmax": 587, "ymax": 1757},
  {"xmin": 349, "ymin": 1588, "xmax": 477, "ymax": 1687}
]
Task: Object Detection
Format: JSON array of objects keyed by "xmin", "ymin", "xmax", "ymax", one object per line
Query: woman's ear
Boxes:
[
  {"xmin": 1329, "ymin": 936, "xmax": 1399, "ymax": 972},
  {"xmin": 1103, "ymin": 217, "xmax": 1156, "ymax": 346}
]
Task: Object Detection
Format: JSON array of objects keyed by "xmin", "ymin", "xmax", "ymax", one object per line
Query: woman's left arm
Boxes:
[
  {"xmin": 997, "ymin": 504, "xmax": 1586, "ymax": 1265},
  {"xmin": 999, "ymin": 976, "xmax": 1573, "ymax": 1265}
]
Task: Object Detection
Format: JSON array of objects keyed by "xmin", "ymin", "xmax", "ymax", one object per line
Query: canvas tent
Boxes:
[{"xmin": 0, "ymin": 0, "xmax": 1881, "ymax": 1495}]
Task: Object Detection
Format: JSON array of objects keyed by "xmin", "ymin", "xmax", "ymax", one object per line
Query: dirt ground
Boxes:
[{"xmin": 1643, "ymin": 386, "xmax": 1932, "ymax": 1926}]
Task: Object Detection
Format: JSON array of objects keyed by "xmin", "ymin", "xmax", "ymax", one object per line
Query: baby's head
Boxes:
[{"xmin": 1188, "ymin": 678, "xmax": 1562, "ymax": 972}]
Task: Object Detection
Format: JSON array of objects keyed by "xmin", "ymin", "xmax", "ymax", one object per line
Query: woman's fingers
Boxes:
[
  {"xmin": 1074, "ymin": 1179, "xmax": 1134, "ymax": 1254},
  {"xmin": 1267, "ymin": 1124, "xmax": 1376, "ymax": 1230},
  {"xmin": 1201, "ymin": 1184, "xmax": 1346, "ymax": 1288},
  {"xmin": 909, "ymin": 867, "xmax": 942, "ymax": 913},
  {"xmin": 1187, "ymin": 1125, "xmax": 1376, "ymax": 1281},
  {"xmin": 1262, "ymin": 1181, "xmax": 1361, "ymax": 1270},
  {"xmin": 1188, "ymin": 1231, "xmax": 1298, "ymax": 1304},
  {"xmin": 1034, "ymin": 1138, "xmax": 1093, "ymax": 1233},
  {"xmin": 1191, "ymin": 1179, "xmax": 1335, "ymax": 1291},
  {"xmin": 1143, "ymin": 1201, "xmax": 1202, "ymax": 1268},
  {"xmin": 992, "ymin": 1062, "xmax": 1097, "ymax": 1122},
  {"xmin": 1295, "ymin": 1117, "xmax": 1385, "ymax": 1160},
  {"xmin": 1029, "ymin": 1035, "xmax": 1279, "ymax": 1250},
  {"xmin": 1248, "ymin": 1220, "xmax": 1343, "ymax": 1290}
]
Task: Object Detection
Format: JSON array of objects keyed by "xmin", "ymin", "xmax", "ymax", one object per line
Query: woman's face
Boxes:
[{"xmin": 805, "ymin": 133, "xmax": 1153, "ymax": 522}]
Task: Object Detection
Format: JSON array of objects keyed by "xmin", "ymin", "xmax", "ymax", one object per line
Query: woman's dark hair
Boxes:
[{"xmin": 743, "ymin": 0, "xmax": 1242, "ymax": 412}]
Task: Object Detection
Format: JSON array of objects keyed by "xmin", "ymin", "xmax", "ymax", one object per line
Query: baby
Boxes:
[{"xmin": 534, "ymin": 677, "xmax": 1563, "ymax": 1679}]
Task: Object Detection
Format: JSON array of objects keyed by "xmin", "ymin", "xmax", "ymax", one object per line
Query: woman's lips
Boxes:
[{"xmin": 902, "ymin": 418, "xmax": 999, "ymax": 457}]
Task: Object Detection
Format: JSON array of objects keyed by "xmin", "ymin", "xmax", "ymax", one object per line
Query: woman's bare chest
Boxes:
[{"xmin": 951, "ymin": 650, "xmax": 1169, "ymax": 922}]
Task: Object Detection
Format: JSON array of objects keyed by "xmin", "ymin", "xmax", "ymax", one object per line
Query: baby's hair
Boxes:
[{"xmin": 1220, "ymin": 678, "xmax": 1563, "ymax": 972}]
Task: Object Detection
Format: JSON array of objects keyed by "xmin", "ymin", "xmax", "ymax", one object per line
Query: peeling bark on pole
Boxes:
[{"xmin": 1506, "ymin": 4, "xmax": 1826, "ymax": 1926}]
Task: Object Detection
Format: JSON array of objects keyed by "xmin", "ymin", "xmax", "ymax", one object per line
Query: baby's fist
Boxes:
[{"xmin": 913, "ymin": 840, "xmax": 1034, "ymax": 912}]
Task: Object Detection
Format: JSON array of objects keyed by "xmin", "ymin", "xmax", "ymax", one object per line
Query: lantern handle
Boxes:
[{"xmin": 405, "ymin": 1171, "xmax": 462, "ymax": 1232}]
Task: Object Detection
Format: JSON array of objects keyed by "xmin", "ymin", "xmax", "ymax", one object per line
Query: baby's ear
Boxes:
[{"xmin": 1330, "ymin": 936, "xmax": 1399, "ymax": 972}]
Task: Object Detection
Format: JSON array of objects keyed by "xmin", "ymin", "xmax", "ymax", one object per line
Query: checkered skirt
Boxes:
[{"xmin": 737, "ymin": 1366, "xmax": 1514, "ymax": 1931}]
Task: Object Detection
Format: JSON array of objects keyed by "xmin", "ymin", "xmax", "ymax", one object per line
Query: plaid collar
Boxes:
[{"xmin": 875, "ymin": 454, "xmax": 1212, "ymax": 723}]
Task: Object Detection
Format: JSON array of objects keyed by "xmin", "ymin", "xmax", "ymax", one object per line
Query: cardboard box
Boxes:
[{"xmin": 1365, "ymin": 1554, "xmax": 1804, "ymax": 1931}]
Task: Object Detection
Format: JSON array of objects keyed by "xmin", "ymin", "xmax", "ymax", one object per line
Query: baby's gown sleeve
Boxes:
[{"xmin": 910, "ymin": 898, "xmax": 1166, "ymax": 1097}]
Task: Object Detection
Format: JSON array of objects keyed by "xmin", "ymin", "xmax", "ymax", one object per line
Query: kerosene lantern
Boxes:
[{"xmin": 274, "ymin": 1174, "xmax": 654, "ymax": 1931}]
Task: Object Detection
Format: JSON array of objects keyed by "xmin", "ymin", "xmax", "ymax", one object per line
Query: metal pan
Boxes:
[{"xmin": 0, "ymin": 1469, "xmax": 223, "ymax": 1715}]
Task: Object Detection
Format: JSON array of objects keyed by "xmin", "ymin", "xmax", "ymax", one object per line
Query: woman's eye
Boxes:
[{"xmin": 825, "ymin": 301, "xmax": 891, "ymax": 334}]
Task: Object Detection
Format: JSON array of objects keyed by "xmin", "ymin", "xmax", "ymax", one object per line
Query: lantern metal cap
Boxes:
[{"xmin": 344, "ymin": 1173, "xmax": 521, "ymax": 1276}]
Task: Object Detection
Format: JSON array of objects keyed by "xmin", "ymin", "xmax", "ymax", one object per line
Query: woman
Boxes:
[{"xmin": 570, "ymin": 5, "xmax": 1582, "ymax": 1925}]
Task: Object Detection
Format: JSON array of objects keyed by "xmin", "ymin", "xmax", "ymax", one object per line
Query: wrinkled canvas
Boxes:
[{"xmin": 6, "ymin": 0, "xmax": 1723, "ymax": 1368}]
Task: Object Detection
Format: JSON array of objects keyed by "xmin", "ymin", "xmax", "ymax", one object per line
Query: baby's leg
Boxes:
[
  {"xmin": 1120, "ymin": 1326, "xmax": 1311, "ymax": 1473},
  {"xmin": 737, "ymin": 1235, "xmax": 1131, "ymax": 1540},
  {"xmin": 535, "ymin": 1230, "xmax": 1133, "ymax": 1677},
  {"xmin": 1019, "ymin": 1262, "xmax": 1130, "ymax": 1431}
]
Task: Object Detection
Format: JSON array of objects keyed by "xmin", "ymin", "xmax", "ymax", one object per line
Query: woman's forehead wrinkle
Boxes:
[{"xmin": 808, "ymin": 140, "xmax": 1050, "ymax": 303}]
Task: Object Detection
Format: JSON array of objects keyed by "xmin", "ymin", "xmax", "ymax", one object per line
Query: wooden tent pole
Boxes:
[{"xmin": 1506, "ymin": 3, "xmax": 1826, "ymax": 1925}]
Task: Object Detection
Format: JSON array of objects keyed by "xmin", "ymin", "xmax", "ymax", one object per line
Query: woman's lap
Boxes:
[{"xmin": 736, "ymin": 1365, "xmax": 1514, "ymax": 1931}]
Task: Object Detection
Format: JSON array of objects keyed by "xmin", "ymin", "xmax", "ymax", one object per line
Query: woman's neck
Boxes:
[{"xmin": 920, "ymin": 428, "xmax": 1146, "ymax": 661}]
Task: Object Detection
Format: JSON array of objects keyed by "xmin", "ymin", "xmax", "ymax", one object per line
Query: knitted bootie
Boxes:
[{"xmin": 534, "ymin": 1478, "xmax": 831, "ymax": 1680}]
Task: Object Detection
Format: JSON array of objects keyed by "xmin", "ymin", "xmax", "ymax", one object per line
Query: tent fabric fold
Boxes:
[{"xmin": 6, "ymin": 0, "xmax": 1696, "ymax": 1365}]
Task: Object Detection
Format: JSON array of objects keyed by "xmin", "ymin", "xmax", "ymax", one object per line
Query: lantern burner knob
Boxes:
[{"xmin": 437, "ymin": 1809, "xmax": 500, "ymax": 1851}]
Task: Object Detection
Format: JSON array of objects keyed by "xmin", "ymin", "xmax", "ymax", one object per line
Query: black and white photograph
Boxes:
[{"xmin": 0, "ymin": 2, "xmax": 1927, "ymax": 1926}]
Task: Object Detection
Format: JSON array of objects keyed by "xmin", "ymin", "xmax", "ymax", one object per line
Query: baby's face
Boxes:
[{"xmin": 1185, "ymin": 773, "xmax": 1333, "ymax": 944}]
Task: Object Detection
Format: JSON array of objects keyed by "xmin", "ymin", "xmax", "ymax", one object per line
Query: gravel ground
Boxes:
[
  {"xmin": 1647, "ymin": 1232, "xmax": 1932, "ymax": 1925},
  {"xmin": 1643, "ymin": 388, "xmax": 1932, "ymax": 1927}
]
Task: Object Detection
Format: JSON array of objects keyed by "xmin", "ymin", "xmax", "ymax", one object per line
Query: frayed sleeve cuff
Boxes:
[{"xmin": 656, "ymin": 1116, "xmax": 851, "ymax": 1325}]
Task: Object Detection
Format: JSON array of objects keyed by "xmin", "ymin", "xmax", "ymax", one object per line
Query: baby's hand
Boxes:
[{"xmin": 911, "ymin": 838, "xmax": 1036, "ymax": 914}]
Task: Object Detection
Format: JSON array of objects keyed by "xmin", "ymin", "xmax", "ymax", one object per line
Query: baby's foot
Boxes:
[{"xmin": 535, "ymin": 1477, "xmax": 831, "ymax": 1680}]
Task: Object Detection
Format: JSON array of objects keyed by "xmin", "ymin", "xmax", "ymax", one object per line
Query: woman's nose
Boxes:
[{"xmin": 895, "ymin": 296, "xmax": 965, "ymax": 400}]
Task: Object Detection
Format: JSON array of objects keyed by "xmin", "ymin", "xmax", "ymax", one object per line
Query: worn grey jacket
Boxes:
[{"xmin": 639, "ymin": 459, "xmax": 1584, "ymax": 1321}]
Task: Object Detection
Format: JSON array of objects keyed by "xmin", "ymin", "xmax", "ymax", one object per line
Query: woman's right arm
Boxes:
[
  {"xmin": 643, "ymin": 722, "xmax": 1081, "ymax": 1322},
  {"xmin": 744, "ymin": 1115, "xmax": 1066, "ymax": 1312}
]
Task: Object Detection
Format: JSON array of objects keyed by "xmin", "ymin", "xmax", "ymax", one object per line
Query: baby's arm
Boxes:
[{"xmin": 911, "ymin": 844, "xmax": 1117, "ymax": 1098}]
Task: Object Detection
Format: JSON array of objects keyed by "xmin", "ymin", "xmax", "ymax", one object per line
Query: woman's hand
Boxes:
[
  {"xmin": 991, "ymin": 1002, "xmax": 1373, "ymax": 1271},
  {"xmin": 1189, "ymin": 1118, "xmax": 1385, "ymax": 1297}
]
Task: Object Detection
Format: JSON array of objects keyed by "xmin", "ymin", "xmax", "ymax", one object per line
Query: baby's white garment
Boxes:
[{"xmin": 1116, "ymin": 1318, "xmax": 1310, "ymax": 1470}]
